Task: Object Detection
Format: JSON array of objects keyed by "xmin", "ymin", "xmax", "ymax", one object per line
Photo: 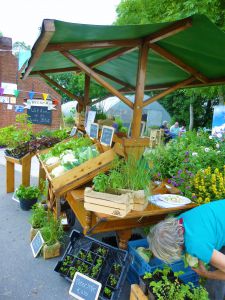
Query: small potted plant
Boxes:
[
  {"xmin": 29, "ymin": 203, "xmax": 48, "ymax": 241},
  {"xmin": 103, "ymin": 286, "xmax": 113, "ymax": 299},
  {"xmin": 16, "ymin": 185, "xmax": 41, "ymax": 211},
  {"xmin": 40, "ymin": 214, "xmax": 64, "ymax": 259}
]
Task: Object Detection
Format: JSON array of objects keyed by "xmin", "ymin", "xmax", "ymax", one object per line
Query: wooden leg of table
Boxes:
[
  {"xmin": 116, "ymin": 229, "xmax": 132, "ymax": 250},
  {"xmin": 84, "ymin": 211, "xmax": 92, "ymax": 234},
  {"xmin": 38, "ymin": 165, "xmax": 46, "ymax": 190},
  {"xmin": 6, "ymin": 161, "xmax": 15, "ymax": 193},
  {"xmin": 55, "ymin": 196, "xmax": 61, "ymax": 219},
  {"xmin": 22, "ymin": 156, "xmax": 31, "ymax": 187}
]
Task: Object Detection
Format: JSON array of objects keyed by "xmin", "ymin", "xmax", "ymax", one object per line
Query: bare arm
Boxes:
[{"xmin": 193, "ymin": 250, "xmax": 225, "ymax": 280}]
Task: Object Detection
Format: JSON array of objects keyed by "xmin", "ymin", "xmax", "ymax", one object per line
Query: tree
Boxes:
[
  {"xmin": 115, "ymin": 0, "xmax": 225, "ymax": 128},
  {"xmin": 13, "ymin": 41, "xmax": 31, "ymax": 58}
]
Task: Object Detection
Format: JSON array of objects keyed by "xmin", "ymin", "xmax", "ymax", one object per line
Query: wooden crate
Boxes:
[
  {"xmin": 114, "ymin": 189, "xmax": 148, "ymax": 211},
  {"xmin": 130, "ymin": 284, "xmax": 148, "ymax": 300},
  {"xmin": 84, "ymin": 187, "xmax": 132, "ymax": 218}
]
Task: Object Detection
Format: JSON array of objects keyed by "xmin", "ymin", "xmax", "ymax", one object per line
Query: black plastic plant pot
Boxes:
[
  {"xmin": 62, "ymin": 254, "xmax": 74, "ymax": 266},
  {"xmin": 111, "ymin": 263, "xmax": 122, "ymax": 277},
  {"xmin": 103, "ymin": 286, "xmax": 114, "ymax": 300},
  {"xmin": 106, "ymin": 273, "xmax": 120, "ymax": 290},
  {"xmin": 90, "ymin": 242, "xmax": 109, "ymax": 258},
  {"xmin": 89, "ymin": 263, "xmax": 102, "ymax": 280},
  {"xmin": 54, "ymin": 261, "xmax": 70, "ymax": 278},
  {"xmin": 19, "ymin": 198, "xmax": 38, "ymax": 211},
  {"xmin": 77, "ymin": 249, "xmax": 88, "ymax": 260},
  {"xmin": 85, "ymin": 251, "xmax": 96, "ymax": 264}
]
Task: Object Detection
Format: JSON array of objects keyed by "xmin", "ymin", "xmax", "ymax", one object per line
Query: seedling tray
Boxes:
[{"xmin": 54, "ymin": 230, "xmax": 131, "ymax": 300}]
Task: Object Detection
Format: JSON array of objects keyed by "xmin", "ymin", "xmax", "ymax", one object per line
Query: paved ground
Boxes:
[{"xmin": 0, "ymin": 152, "xmax": 131, "ymax": 300}]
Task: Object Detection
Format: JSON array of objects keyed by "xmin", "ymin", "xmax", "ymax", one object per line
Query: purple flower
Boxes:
[
  {"xmin": 185, "ymin": 151, "xmax": 189, "ymax": 156},
  {"xmin": 157, "ymin": 172, "xmax": 161, "ymax": 177},
  {"xmin": 167, "ymin": 179, "xmax": 171, "ymax": 184},
  {"xmin": 178, "ymin": 169, "xmax": 182, "ymax": 174},
  {"xmin": 192, "ymin": 195, "xmax": 197, "ymax": 199},
  {"xmin": 186, "ymin": 186, "xmax": 190, "ymax": 189}
]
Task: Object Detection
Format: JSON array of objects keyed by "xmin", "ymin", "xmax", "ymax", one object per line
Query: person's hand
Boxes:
[{"xmin": 192, "ymin": 261, "xmax": 209, "ymax": 278}]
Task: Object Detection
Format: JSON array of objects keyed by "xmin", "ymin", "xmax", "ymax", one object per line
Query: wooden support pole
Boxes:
[
  {"xmin": 38, "ymin": 72, "xmax": 82, "ymax": 104},
  {"xmin": 84, "ymin": 74, "xmax": 90, "ymax": 106},
  {"xmin": 132, "ymin": 43, "xmax": 149, "ymax": 138},
  {"xmin": 60, "ymin": 51, "xmax": 134, "ymax": 109},
  {"xmin": 6, "ymin": 161, "xmax": 14, "ymax": 193},
  {"xmin": 142, "ymin": 77, "xmax": 195, "ymax": 107}
]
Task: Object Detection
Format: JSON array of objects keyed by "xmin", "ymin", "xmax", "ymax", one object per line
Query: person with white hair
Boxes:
[
  {"xmin": 160, "ymin": 120, "xmax": 172, "ymax": 143},
  {"xmin": 148, "ymin": 200, "xmax": 225, "ymax": 300}
]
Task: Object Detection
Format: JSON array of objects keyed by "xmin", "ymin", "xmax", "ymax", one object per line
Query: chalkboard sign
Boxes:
[
  {"xmin": 27, "ymin": 106, "xmax": 52, "ymax": 125},
  {"xmin": 100, "ymin": 126, "xmax": 115, "ymax": 147},
  {"xmin": 30, "ymin": 231, "xmax": 45, "ymax": 258},
  {"xmin": 89, "ymin": 123, "xmax": 99, "ymax": 139},
  {"xmin": 69, "ymin": 272, "xmax": 102, "ymax": 300},
  {"xmin": 70, "ymin": 126, "xmax": 77, "ymax": 137},
  {"xmin": 77, "ymin": 130, "xmax": 84, "ymax": 138}
]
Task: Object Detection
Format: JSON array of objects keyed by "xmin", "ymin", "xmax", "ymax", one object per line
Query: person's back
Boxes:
[{"xmin": 170, "ymin": 122, "xmax": 179, "ymax": 137}]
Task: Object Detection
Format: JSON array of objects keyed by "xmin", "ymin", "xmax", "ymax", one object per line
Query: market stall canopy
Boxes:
[{"xmin": 23, "ymin": 14, "xmax": 225, "ymax": 92}]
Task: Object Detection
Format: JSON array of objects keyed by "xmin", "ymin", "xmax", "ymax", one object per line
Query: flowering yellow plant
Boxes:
[{"xmin": 192, "ymin": 166, "xmax": 225, "ymax": 204}]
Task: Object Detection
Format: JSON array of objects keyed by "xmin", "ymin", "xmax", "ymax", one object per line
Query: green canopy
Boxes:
[{"xmin": 23, "ymin": 14, "xmax": 225, "ymax": 91}]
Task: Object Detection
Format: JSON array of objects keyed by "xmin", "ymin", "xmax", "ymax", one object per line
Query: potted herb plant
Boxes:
[
  {"xmin": 29, "ymin": 203, "xmax": 48, "ymax": 241},
  {"xmin": 16, "ymin": 185, "xmax": 41, "ymax": 211},
  {"xmin": 40, "ymin": 215, "xmax": 64, "ymax": 259}
]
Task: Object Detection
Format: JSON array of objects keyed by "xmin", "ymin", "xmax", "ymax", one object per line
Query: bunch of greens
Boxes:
[
  {"xmin": 29, "ymin": 203, "xmax": 48, "ymax": 229},
  {"xmin": 93, "ymin": 157, "xmax": 151, "ymax": 193},
  {"xmin": 40, "ymin": 214, "xmax": 64, "ymax": 246},
  {"xmin": 16, "ymin": 185, "xmax": 41, "ymax": 201}
]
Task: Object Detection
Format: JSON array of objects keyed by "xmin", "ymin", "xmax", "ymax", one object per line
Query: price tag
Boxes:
[
  {"xmin": 100, "ymin": 126, "xmax": 114, "ymax": 147},
  {"xmin": 89, "ymin": 123, "xmax": 99, "ymax": 140},
  {"xmin": 30, "ymin": 231, "xmax": 45, "ymax": 258}
]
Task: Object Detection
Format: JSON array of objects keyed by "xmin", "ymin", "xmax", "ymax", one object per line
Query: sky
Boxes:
[{"xmin": 0, "ymin": 0, "xmax": 121, "ymax": 47}]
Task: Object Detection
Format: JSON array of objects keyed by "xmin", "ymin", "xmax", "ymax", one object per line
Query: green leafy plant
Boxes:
[
  {"xmin": 97, "ymin": 247, "xmax": 108, "ymax": 257},
  {"xmin": 69, "ymin": 266, "xmax": 76, "ymax": 279},
  {"xmin": 86, "ymin": 252, "xmax": 94, "ymax": 263},
  {"xmin": 29, "ymin": 203, "xmax": 48, "ymax": 228},
  {"xmin": 93, "ymin": 173, "xmax": 109, "ymax": 192},
  {"xmin": 109, "ymin": 274, "xmax": 117, "ymax": 287},
  {"xmin": 112, "ymin": 263, "xmax": 122, "ymax": 275},
  {"xmin": 77, "ymin": 250, "xmax": 86, "ymax": 260},
  {"xmin": 16, "ymin": 185, "xmax": 41, "ymax": 200},
  {"xmin": 40, "ymin": 214, "xmax": 64, "ymax": 246},
  {"xmin": 103, "ymin": 287, "xmax": 112, "ymax": 299}
]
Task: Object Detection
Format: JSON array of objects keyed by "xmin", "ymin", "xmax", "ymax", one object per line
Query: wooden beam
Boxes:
[
  {"xmin": 84, "ymin": 74, "xmax": 90, "ymax": 106},
  {"xmin": 149, "ymin": 43, "xmax": 209, "ymax": 83},
  {"xmin": 60, "ymin": 50, "xmax": 134, "ymax": 109},
  {"xmin": 94, "ymin": 69, "xmax": 134, "ymax": 91},
  {"xmin": 132, "ymin": 43, "xmax": 149, "ymax": 138},
  {"xmin": 89, "ymin": 47, "xmax": 136, "ymax": 68},
  {"xmin": 145, "ymin": 17, "xmax": 192, "ymax": 43},
  {"xmin": 45, "ymin": 39, "xmax": 141, "ymax": 52},
  {"xmin": 23, "ymin": 20, "xmax": 55, "ymax": 79},
  {"xmin": 38, "ymin": 72, "xmax": 82, "ymax": 104},
  {"xmin": 30, "ymin": 67, "xmax": 79, "ymax": 75},
  {"xmin": 142, "ymin": 77, "xmax": 195, "ymax": 107}
]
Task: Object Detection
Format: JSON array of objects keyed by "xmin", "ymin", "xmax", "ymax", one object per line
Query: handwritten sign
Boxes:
[
  {"xmin": 69, "ymin": 272, "xmax": 102, "ymax": 300},
  {"xmin": 70, "ymin": 126, "xmax": 77, "ymax": 137},
  {"xmin": 100, "ymin": 126, "xmax": 115, "ymax": 147},
  {"xmin": 27, "ymin": 106, "xmax": 52, "ymax": 125},
  {"xmin": 30, "ymin": 231, "xmax": 45, "ymax": 258},
  {"xmin": 89, "ymin": 123, "xmax": 99, "ymax": 140}
]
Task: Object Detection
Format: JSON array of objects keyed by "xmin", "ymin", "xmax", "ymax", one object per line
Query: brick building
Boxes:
[{"xmin": 0, "ymin": 37, "xmax": 62, "ymax": 132}]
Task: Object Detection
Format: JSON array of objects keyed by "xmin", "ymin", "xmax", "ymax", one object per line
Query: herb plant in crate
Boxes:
[
  {"xmin": 16, "ymin": 185, "xmax": 41, "ymax": 211},
  {"xmin": 40, "ymin": 215, "xmax": 64, "ymax": 259},
  {"xmin": 103, "ymin": 286, "xmax": 113, "ymax": 300},
  {"xmin": 90, "ymin": 257, "xmax": 103, "ymax": 280},
  {"xmin": 59, "ymin": 255, "xmax": 74, "ymax": 276},
  {"xmin": 29, "ymin": 203, "xmax": 48, "ymax": 241}
]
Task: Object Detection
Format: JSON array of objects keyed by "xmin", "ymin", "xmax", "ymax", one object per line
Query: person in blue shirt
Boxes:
[{"xmin": 148, "ymin": 200, "xmax": 225, "ymax": 300}]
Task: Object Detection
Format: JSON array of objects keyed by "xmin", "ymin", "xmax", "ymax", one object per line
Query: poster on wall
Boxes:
[
  {"xmin": 15, "ymin": 105, "xmax": 25, "ymax": 113},
  {"xmin": 0, "ymin": 96, "xmax": 10, "ymax": 103},
  {"xmin": 1, "ymin": 82, "xmax": 17, "ymax": 95},
  {"xmin": 212, "ymin": 105, "xmax": 225, "ymax": 138}
]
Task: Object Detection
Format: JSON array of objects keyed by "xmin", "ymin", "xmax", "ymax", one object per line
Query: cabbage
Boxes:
[
  {"xmin": 60, "ymin": 153, "xmax": 76, "ymax": 164},
  {"xmin": 185, "ymin": 253, "xmax": 198, "ymax": 268},
  {"xmin": 45, "ymin": 156, "xmax": 60, "ymax": 166},
  {"xmin": 51, "ymin": 165, "xmax": 66, "ymax": 178}
]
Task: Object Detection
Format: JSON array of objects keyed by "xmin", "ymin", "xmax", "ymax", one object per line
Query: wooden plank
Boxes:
[
  {"xmin": 45, "ymin": 39, "xmax": 141, "ymax": 51},
  {"xmin": 142, "ymin": 77, "xmax": 195, "ymax": 107},
  {"xmin": 85, "ymin": 197, "xmax": 131, "ymax": 210},
  {"xmin": 38, "ymin": 72, "xmax": 82, "ymax": 104},
  {"xmin": 84, "ymin": 74, "xmax": 90, "ymax": 106},
  {"xmin": 130, "ymin": 284, "xmax": 148, "ymax": 300},
  {"xmin": 6, "ymin": 160, "xmax": 14, "ymax": 193},
  {"xmin": 60, "ymin": 51, "xmax": 134, "ymax": 109},
  {"xmin": 149, "ymin": 43, "xmax": 209, "ymax": 83},
  {"xmin": 132, "ymin": 42, "xmax": 149, "ymax": 138},
  {"xmin": 84, "ymin": 188, "xmax": 131, "ymax": 204},
  {"xmin": 23, "ymin": 20, "xmax": 55, "ymax": 79},
  {"xmin": 22, "ymin": 155, "xmax": 31, "ymax": 187},
  {"xmin": 84, "ymin": 202, "xmax": 131, "ymax": 218},
  {"xmin": 145, "ymin": 17, "xmax": 192, "ymax": 43},
  {"xmin": 38, "ymin": 164, "xmax": 46, "ymax": 190}
]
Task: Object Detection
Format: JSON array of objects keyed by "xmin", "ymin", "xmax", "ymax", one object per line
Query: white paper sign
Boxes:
[
  {"xmin": 24, "ymin": 99, "xmax": 56, "ymax": 110},
  {"xmin": 85, "ymin": 111, "xmax": 96, "ymax": 134},
  {"xmin": 1, "ymin": 82, "xmax": 17, "ymax": 95},
  {"xmin": 0, "ymin": 96, "xmax": 10, "ymax": 103},
  {"xmin": 7, "ymin": 104, "xmax": 13, "ymax": 110}
]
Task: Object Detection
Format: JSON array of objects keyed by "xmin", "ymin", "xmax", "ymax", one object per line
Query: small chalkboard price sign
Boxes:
[
  {"xmin": 30, "ymin": 231, "xmax": 45, "ymax": 258},
  {"xmin": 77, "ymin": 130, "xmax": 84, "ymax": 138},
  {"xmin": 100, "ymin": 126, "xmax": 115, "ymax": 147},
  {"xmin": 70, "ymin": 126, "xmax": 77, "ymax": 137},
  {"xmin": 27, "ymin": 106, "xmax": 52, "ymax": 125},
  {"xmin": 89, "ymin": 123, "xmax": 99, "ymax": 140},
  {"xmin": 69, "ymin": 272, "xmax": 102, "ymax": 300}
]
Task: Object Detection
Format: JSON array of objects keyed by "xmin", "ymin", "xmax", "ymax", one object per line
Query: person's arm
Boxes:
[{"xmin": 193, "ymin": 250, "xmax": 225, "ymax": 280}]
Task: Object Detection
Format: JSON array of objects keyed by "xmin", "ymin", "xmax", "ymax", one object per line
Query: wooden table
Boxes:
[
  {"xmin": 5, "ymin": 153, "xmax": 33, "ymax": 193},
  {"xmin": 66, "ymin": 189, "xmax": 196, "ymax": 249}
]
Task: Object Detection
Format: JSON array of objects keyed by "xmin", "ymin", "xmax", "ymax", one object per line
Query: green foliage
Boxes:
[
  {"xmin": 36, "ymin": 128, "xmax": 68, "ymax": 141},
  {"xmin": 29, "ymin": 204, "xmax": 48, "ymax": 228},
  {"xmin": 115, "ymin": 0, "xmax": 225, "ymax": 128},
  {"xmin": 93, "ymin": 156, "xmax": 151, "ymax": 192},
  {"xmin": 104, "ymin": 287, "xmax": 112, "ymax": 298},
  {"xmin": 0, "ymin": 125, "xmax": 17, "ymax": 147},
  {"xmin": 16, "ymin": 185, "xmax": 41, "ymax": 201},
  {"xmin": 40, "ymin": 214, "xmax": 64, "ymax": 246}
]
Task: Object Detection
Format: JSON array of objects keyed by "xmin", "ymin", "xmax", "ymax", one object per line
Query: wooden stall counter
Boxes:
[{"xmin": 66, "ymin": 189, "xmax": 196, "ymax": 249}]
